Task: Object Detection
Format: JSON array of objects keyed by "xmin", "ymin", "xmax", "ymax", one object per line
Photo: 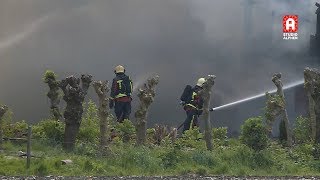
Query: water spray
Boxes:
[
  {"xmin": 132, "ymin": 75, "xmax": 150, "ymax": 93},
  {"xmin": 0, "ymin": 14, "xmax": 54, "ymax": 52},
  {"xmin": 210, "ymin": 80, "xmax": 304, "ymax": 111}
]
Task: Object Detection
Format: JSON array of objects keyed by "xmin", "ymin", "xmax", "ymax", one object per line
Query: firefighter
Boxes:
[
  {"xmin": 109, "ymin": 65, "xmax": 133, "ymax": 123},
  {"xmin": 180, "ymin": 78, "xmax": 205, "ymax": 132}
]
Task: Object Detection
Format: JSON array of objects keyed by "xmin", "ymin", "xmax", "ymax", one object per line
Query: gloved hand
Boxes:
[
  {"xmin": 209, "ymin": 108, "xmax": 214, "ymax": 112},
  {"xmin": 109, "ymin": 100, "xmax": 114, "ymax": 109},
  {"xmin": 179, "ymin": 101, "xmax": 186, "ymax": 106}
]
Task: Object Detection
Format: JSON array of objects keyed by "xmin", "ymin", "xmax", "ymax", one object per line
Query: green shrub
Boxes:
[
  {"xmin": 78, "ymin": 100, "xmax": 99, "ymax": 143},
  {"xmin": 0, "ymin": 106, "xmax": 13, "ymax": 125},
  {"xmin": 251, "ymin": 150, "xmax": 274, "ymax": 168},
  {"xmin": 3, "ymin": 120, "xmax": 28, "ymax": 138},
  {"xmin": 240, "ymin": 117, "xmax": 268, "ymax": 151},
  {"xmin": 191, "ymin": 150, "xmax": 217, "ymax": 167},
  {"xmin": 176, "ymin": 127, "xmax": 205, "ymax": 149},
  {"xmin": 160, "ymin": 147, "xmax": 183, "ymax": 168},
  {"xmin": 290, "ymin": 143, "xmax": 313, "ymax": 164},
  {"xmin": 279, "ymin": 120, "xmax": 287, "ymax": 144},
  {"xmin": 212, "ymin": 127, "xmax": 228, "ymax": 140},
  {"xmin": 293, "ymin": 116, "xmax": 312, "ymax": 144},
  {"xmin": 212, "ymin": 127, "xmax": 228, "ymax": 146},
  {"xmin": 115, "ymin": 119, "xmax": 136, "ymax": 143},
  {"xmin": 43, "ymin": 70, "xmax": 57, "ymax": 83},
  {"xmin": 32, "ymin": 119, "xmax": 64, "ymax": 144}
]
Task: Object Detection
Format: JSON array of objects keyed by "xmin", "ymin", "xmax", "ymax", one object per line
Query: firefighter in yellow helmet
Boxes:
[
  {"xmin": 179, "ymin": 78, "xmax": 205, "ymax": 132},
  {"xmin": 109, "ymin": 65, "xmax": 133, "ymax": 123}
]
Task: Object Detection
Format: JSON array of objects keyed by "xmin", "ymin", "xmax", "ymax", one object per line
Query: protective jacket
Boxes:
[
  {"xmin": 183, "ymin": 85, "xmax": 204, "ymax": 113},
  {"xmin": 110, "ymin": 73, "xmax": 133, "ymax": 102},
  {"xmin": 181, "ymin": 85, "xmax": 204, "ymax": 132}
]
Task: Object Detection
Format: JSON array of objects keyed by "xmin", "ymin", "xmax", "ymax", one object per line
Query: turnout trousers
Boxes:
[
  {"xmin": 114, "ymin": 101, "xmax": 131, "ymax": 123},
  {"xmin": 182, "ymin": 109, "xmax": 199, "ymax": 132}
]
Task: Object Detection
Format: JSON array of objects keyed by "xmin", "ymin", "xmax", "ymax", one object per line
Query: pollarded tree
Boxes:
[
  {"xmin": 304, "ymin": 67, "xmax": 320, "ymax": 144},
  {"xmin": 0, "ymin": 105, "xmax": 8, "ymax": 149},
  {"xmin": 304, "ymin": 67, "xmax": 318, "ymax": 141},
  {"xmin": 43, "ymin": 70, "xmax": 62, "ymax": 120},
  {"xmin": 59, "ymin": 74, "xmax": 92, "ymax": 151},
  {"xmin": 93, "ymin": 80, "xmax": 110, "ymax": 151},
  {"xmin": 265, "ymin": 73, "xmax": 292, "ymax": 147},
  {"xmin": 135, "ymin": 75, "xmax": 160, "ymax": 145},
  {"xmin": 198, "ymin": 75, "xmax": 216, "ymax": 151}
]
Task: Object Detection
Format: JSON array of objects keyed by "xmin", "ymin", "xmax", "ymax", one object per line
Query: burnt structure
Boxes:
[{"xmin": 310, "ymin": 2, "xmax": 320, "ymax": 57}]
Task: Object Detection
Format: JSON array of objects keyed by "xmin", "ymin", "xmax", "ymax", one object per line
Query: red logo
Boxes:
[{"xmin": 283, "ymin": 15, "xmax": 298, "ymax": 33}]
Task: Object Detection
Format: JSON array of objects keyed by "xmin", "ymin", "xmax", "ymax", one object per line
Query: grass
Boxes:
[
  {"xmin": 1, "ymin": 103, "xmax": 319, "ymax": 177},
  {"xmin": 1, "ymin": 139, "xmax": 320, "ymax": 177}
]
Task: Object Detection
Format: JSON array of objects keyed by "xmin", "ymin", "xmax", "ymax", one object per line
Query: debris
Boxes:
[{"xmin": 61, "ymin": 159, "xmax": 73, "ymax": 165}]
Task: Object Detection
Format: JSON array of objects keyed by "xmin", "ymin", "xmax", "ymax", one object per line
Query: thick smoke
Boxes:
[{"xmin": 0, "ymin": 0, "xmax": 319, "ymax": 127}]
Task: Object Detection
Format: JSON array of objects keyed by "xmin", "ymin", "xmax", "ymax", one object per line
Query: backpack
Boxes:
[{"xmin": 180, "ymin": 85, "xmax": 193, "ymax": 103}]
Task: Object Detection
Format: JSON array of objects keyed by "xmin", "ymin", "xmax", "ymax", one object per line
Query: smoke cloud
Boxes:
[{"xmin": 0, "ymin": 0, "xmax": 319, "ymax": 127}]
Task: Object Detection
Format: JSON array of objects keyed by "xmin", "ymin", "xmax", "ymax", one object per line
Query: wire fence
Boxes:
[{"xmin": 1, "ymin": 125, "xmax": 32, "ymax": 169}]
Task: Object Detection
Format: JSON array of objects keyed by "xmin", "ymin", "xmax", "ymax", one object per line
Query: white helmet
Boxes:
[
  {"xmin": 114, "ymin": 65, "xmax": 125, "ymax": 73},
  {"xmin": 196, "ymin": 78, "xmax": 206, "ymax": 87}
]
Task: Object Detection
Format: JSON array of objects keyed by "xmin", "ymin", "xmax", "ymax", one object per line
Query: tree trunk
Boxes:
[
  {"xmin": 0, "ymin": 105, "xmax": 8, "ymax": 149},
  {"xmin": 265, "ymin": 92, "xmax": 282, "ymax": 138},
  {"xmin": 93, "ymin": 80, "xmax": 110, "ymax": 151},
  {"xmin": 44, "ymin": 71, "xmax": 62, "ymax": 120},
  {"xmin": 63, "ymin": 123, "xmax": 80, "ymax": 150},
  {"xmin": 282, "ymin": 109, "xmax": 292, "ymax": 146},
  {"xmin": 60, "ymin": 74, "xmax": 92, "ymax": 151},
  {"xmin": 315, "ymin": 101, "xmax": 320, "ymax": 144},
  {"xmin": 199, "ymin": 75, "xmax": 216, "ymax": 151},
  {"xmin": 308, "ymin": 94, "xmax": 317, "ymax": 140},
  {"xmin": 304, "ymin": 68, "xmax": 317, "ymax": 140},
  {"xmin": 304, "ymin": 68, "xmax": 320, "ymax": 144},
  {"xmin": 272, "ymin": 73, "xmax": 292, "ymax": 146},
  {"xmin": 135, "ymin": 75, "xmax": 159, "ymax": 145}
]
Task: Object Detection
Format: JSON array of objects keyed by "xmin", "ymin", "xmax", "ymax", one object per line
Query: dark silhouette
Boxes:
[{"xmin": 310, "ymin": 2, "xmax": 320, "ymax": 57}]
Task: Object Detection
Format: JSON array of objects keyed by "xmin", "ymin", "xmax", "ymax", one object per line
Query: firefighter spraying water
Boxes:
[{"xmin": 179, "ymin": 78, "xmax": 205, "ymax": 132}]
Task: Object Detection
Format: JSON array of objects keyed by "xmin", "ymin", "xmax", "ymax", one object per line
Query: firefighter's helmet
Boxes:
[
  {"xmin": 196, "ymin": 78, "xmax": 206, "ymax": 87},
  {"xmin": 114, "ymin": 65, "xmax": 125, "ymax": 73}
]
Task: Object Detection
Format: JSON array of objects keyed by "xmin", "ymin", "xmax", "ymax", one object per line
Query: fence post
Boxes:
[{"xmin": 26, "ymin": 125, "xmax": 32, "ymax": 169}]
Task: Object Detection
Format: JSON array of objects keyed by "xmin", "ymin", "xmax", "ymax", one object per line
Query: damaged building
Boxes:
[{"xmin": 310, "ymin": 2, "xmax": 320, "ymax": 56}]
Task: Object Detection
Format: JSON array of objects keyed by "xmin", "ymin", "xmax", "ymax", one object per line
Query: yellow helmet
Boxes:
[
  {"xmin": 196, "ymin": 78, "xmax": 206, "ymax": 87},
  {"xmin": 114, "ymin": 65, "xmax": 125, "ymax": 73}
]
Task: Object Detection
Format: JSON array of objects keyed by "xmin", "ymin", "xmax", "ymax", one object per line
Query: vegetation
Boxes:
[
  {"xmin": 293, "ymin": 116, "xmax": 313, "ymax": 144},
  {"xmin": 240, "ymin": 117, "xmax": 268, "ymax": 151},
  {"xmin": 43, "ymin": 70, "xmax": 57, "ymax": 83},
  {"xmin": 1, "ymin": 102, "xmax": 320, "ymax": 176}
]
